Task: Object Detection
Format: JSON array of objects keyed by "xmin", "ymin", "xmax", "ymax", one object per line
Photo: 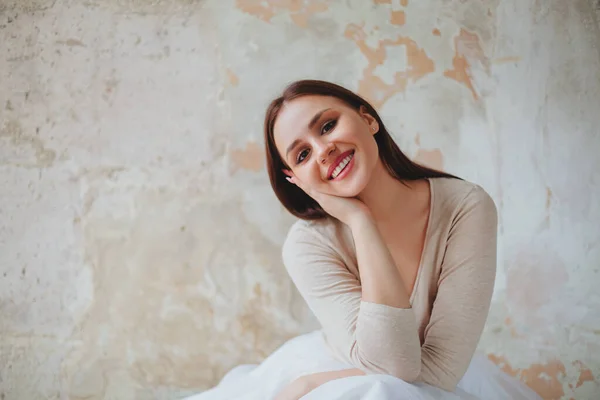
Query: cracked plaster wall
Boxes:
[{"xmin": 1, "ymin": 0, "xmax": 599, "ymax": 399}]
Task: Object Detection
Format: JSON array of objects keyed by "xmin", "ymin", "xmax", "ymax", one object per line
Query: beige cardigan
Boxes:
[{"xmin": 281, "ymin": 177, "xmax": 498, "ymax": 392}]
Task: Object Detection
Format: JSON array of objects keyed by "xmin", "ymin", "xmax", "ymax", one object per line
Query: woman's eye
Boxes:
[
  {"xmin": 297, "ymin": 149, "xmax": 309, "ymax": 163},
  {"xmin": 321, "ymin": 119, "xmax": 337, "ymax": 134}
]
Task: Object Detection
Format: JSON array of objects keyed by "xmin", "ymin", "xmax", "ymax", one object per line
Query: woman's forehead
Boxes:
[{"xmin": 275, "ymin": 96, "xmax": 345, "ymax": 130}]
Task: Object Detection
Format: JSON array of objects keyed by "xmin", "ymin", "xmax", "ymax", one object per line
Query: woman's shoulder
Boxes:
[
  {"xmin": 430, "ymin": 177, "xmax": 497, "ymax": 219},
  {"xmin": 283, "ymin": 217, "xmax": 346, "ymax": 248},
  {"xmin": 281, "ymin": 217, "xmax": 354, "ymax": 276},
  {"xmin": 282, "ymin": 216, "xmax": 355, "ymax": 260}
]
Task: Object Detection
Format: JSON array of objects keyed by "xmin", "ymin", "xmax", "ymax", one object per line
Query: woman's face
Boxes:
[{"xmin": 273, "ymin": 95, "xmax": 380, "ymax": 198}]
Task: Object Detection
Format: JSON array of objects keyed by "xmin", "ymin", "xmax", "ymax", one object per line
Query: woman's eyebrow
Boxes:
[
  {"xmin": 307, "ymin": 108, "xmax": 331, "ymax": 130},
  {"xmin": 285, "ymin": 138, "xmax": 301, "ymax": 158}
]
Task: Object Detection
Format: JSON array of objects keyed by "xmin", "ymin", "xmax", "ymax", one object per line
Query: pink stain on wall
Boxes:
[
  {"xmin": 487, "ymin": 357, "xmax": 597, "ymax": 399},
  {"xmin": 230, "ymin": 142, "xmax": 264, "ymax": 172},
  {"xmin": 487, "ymin": 355, "xmax": 567, "ymax": 399},
  {"xmin": 444, "ymin": 28, "xmax": 487, "ymax": 100},
  {"xmin": 390, "ymin": 10, "xmax": 406, "ymax": 26},
  {"xmin": 573, "ymin": 361, "xmax": 595, "ymax": 389},
  {"xmin": 344, "ymin": 24, "xmax": 435, "ymax": 108},
  {"xmin": 235, "ymin": 0, "xmax": 328, "ymax": 27},
  {"xmin": 374, "ymin": 0, "xmax": 408, "ymax": 27},
  {"xmin": 226, "ymin": 69, "xmax": 239, "ymax": 87},
  {"xmin": 414, "ymin": 148, "xmax": 444, "ymax": 170},
  {"xmin": 505, "ymin": 249, "xmax": 569, "ymax": 318},
  {"xmin": 413, "ymin": 134, "xmax": 444, "ymax": 170}
]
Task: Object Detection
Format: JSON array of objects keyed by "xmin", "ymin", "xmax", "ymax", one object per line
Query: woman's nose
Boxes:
[{"xmin": 317, "ymin": 141, "xmax": 336, "ymax": 163}]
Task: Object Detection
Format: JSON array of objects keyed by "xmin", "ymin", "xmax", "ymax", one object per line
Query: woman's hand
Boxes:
[
  {"xmin": 273, "ymin": 376, "xmax": 313, "ymax": 400},
  {"xmin": 285, "ymin": 173, "xmax": 371, "ymax": 226},
  {"xmin": 273, "ymin": 369, "xmax": 366, "ymax": 400}
]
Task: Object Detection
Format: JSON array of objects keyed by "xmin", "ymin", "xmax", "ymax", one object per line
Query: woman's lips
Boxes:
[{"xmin": 328, "ymin": 150, "xmax": 354, "ymax": 180}]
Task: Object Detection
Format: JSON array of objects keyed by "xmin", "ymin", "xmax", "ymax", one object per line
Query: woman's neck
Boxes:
[{"xmin": 357, "ymin": 160, "xmax": 421, "ymax": 223}]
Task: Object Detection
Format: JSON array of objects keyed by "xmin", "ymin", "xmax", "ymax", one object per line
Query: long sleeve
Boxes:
[
  {"xmin": 281, "ymin": 181, "xmax": 498, "ymax": 392},
  {"xmin": 281, "ymin": 221, "xmax": 421, "ymax": 381},
  {"xmin": 417, "ymin": 184, "xmax": 498, "ymax": 391}
]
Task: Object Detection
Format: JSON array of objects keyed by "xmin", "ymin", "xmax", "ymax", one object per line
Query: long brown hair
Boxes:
[{"xmin": 264, "ymin": 79, "xmax": 459, "ymax": 220}]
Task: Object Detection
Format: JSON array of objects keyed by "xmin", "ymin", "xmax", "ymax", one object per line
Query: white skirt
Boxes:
[{"xmin": 184, "ymin": 330, "xmax": 542, "ymax": 400}]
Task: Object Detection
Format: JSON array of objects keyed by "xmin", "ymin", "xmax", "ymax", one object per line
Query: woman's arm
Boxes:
[
  {"xmin": 346, "ymin": 212, "xmax": 422, "ymax": 379},
  {"xmin": 348, "ymin": 212, "xmax": 411, "ymax": 308},
  {"xmin": 283, "ymin": 180, "xmax": 497, "ymax": 392},
  {"xmin": 415, "ymin": 186, "xmax": 497, "ymax": 391},
  {"xmin": 283, "ymin": 219, "xmax": 421, "ymax": 381}
]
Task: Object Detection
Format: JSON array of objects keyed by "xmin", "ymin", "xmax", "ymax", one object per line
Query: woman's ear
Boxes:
[
  {"xmin": 282, "ymin": 169, "xmax": 293, "ymax": 177},
  {"xmin": 359, "ymin": 106, "xmax": 379, "ymax": 134}
]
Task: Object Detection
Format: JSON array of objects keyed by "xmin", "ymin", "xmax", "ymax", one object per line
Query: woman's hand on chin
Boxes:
[{"xmin": 285, "ymin": 173, "xmax": 371, "ymax": 226}]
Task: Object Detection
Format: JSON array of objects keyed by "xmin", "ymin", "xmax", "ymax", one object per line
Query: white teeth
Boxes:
[{"xmin": 331, "ymin": 154, "xmax": 353, "ymax": 179}]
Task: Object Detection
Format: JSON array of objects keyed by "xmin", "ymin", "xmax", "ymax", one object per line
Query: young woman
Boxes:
[{"xmin": 185, "ymin": 80, "xmax": 542, "ymax": 400}]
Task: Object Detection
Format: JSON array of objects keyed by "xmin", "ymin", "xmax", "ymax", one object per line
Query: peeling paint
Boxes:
[
  {"xmin": 390, "ymin": 10, "xmax": 405, "ymax": 26},
  {"xmin": 2, "ymin": 1, "xmax": 599, "ymax": 399},
  {"xmin": 345, "ymin": 24, "xmax": 435, "ymax": 108},
  {"xmin": 573, "ymin": 361, "xmax": 595, "ymax": 388},
  {"xmin": 488, "ymin": 355, "xmax": 567, "ymax": 398},
  {"xmin": 230, "ymin": 142, "xmax": 264, "ymax": 172},
  {"xmin": 487, "ymin": 356, "xmax": 598, "ymax": 399},
  {"xmin": 414, "ymin": 148, "xmax": 444, "ymax": 171},
  {"xmin": 444, "ymin": 28, "xmax": 487, "ymax": 100},
  {"xmin": 235, "ymin": 0, "xmax": 328, "ymax": 27}
]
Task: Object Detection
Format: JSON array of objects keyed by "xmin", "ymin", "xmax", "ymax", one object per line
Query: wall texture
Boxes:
[{"xmin": 1, "ymin": 0, "xmax": 599, "ymax": 399}]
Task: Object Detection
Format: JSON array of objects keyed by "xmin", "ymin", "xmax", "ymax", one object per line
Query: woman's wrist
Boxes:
[{"xmin": 346, "ymin": 209, "xmax": 375, "ymax": 231}]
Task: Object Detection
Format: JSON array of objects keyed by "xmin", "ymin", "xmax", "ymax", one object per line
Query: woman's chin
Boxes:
[
  {"xmin": 319, "ymin": 172, "xmax": 368, "ymax": 198},
  {"xmin": 331, "ymin": 183, "xmax": 366, "ymax": 198}
]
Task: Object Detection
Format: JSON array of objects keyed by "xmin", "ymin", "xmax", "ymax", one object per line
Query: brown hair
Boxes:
[{"xmin": 264, "ymin": 79, "xmax": 459, "ymax": 220}]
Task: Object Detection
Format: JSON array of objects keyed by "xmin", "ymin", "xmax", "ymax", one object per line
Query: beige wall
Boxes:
[{"xmin": 1, "ymin": 0, "xmax": 599, "ymax": 399}]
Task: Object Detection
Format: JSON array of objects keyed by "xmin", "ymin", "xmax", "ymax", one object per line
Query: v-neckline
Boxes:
[{"xmin": 408, "ymin": 178, "xmax": 435, "ymax": 304}]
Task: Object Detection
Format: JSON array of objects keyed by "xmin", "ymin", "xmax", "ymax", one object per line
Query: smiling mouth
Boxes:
[{"xmin": 329, "ymin": 151, "xmax": 354, "ymax": 180}]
